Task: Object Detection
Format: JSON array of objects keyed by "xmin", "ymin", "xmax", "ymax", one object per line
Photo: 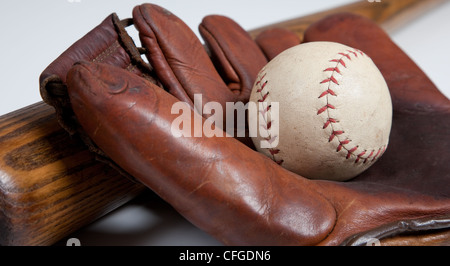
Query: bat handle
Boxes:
[{"xmin": 248, "ymin": 0, "xmax": 446, "ymax": 40}]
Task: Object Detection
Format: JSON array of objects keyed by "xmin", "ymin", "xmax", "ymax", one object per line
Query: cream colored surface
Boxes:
[{"xmin": 249, "ymin": 42, "xmax": 392, "ymax": 181}]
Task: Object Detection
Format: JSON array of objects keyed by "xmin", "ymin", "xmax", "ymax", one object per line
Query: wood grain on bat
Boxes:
[
  {"xmin": 248, "ymin": 0, "xmax": 446, "ymax": 40},
  {"xmin": 0, "ymin": 102, "xmax": 144, "ymax": 245}
]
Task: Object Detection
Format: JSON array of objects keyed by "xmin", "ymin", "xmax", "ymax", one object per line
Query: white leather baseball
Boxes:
[{"xmin": 249, "ymin": 41, "xmax": 392, "ymax": 181}]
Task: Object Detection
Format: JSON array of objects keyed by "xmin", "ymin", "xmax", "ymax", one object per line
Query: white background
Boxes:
[{"xmin": 1, "ymin": 0, "xmax": 449, "ymax": 245}]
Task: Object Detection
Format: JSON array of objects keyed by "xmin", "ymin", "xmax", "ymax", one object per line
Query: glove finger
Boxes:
[
  {"xmin": 132, "ymin": 3, "xmax": 236, "ymax": 109},
  {"xmin": 254, "ymin": 28, "xmax": 301, "ymax": 61},
  {"xmin": 199, "ymin": 15, "xmax": 267, "ymax": 101}
]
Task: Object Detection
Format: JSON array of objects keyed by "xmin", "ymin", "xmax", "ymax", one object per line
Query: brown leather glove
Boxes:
[
  {"xmin": 42, "ymin": 4, "xmax": 450, "ymax": 245},
  {"xmin": 39, "ymin": 4, "xmax": 298, "ymax": 154}
]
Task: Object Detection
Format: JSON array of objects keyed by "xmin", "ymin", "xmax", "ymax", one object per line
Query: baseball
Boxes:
[{"xmin": 248, "ymin": 41, "xmax": 392, "ymax": 181}]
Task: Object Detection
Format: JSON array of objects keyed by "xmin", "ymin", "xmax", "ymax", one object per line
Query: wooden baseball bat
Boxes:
[{"xmin": 0, "ymin": 0, "xmax": 444, "ymax": 246}]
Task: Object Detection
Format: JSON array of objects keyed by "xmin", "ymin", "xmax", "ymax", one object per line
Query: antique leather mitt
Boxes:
[{"xmin": 40, "ymin": 4, "xmax": 450, "ymax": 245}]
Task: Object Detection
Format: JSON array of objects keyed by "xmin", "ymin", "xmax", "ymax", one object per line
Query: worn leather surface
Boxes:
[
  {"xmin": 255, "ymin": 28, "xmax": 301, "ymax": 60},
  {"xmin": 38, "ymin": 12, "xmax": 159, "ymax": 180},
  {"xmin": 41, "ymin": 3, "xmax": 450, "ymax": 245},
  {"xmin": 39, "ymin": 13, "xmax": 154, "ymax": 136}
]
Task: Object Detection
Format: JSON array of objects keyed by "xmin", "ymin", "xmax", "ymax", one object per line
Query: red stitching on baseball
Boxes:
[
  {"xmin": 319, "ymin": 49, "xmax": 385, "ymax": 164},
  {"xmin": 319, "ymin": 89, "xmax": 337, "ymax": 98},
  {"xmin": 330, "ymin": 58, "xmax": 346, "ymax": 68},
  {"xmin": 355, "ymin": 150, "xmax": 366, "ymax": 163},
  {"xmin": 259, "ymin": 104, "xmax": 271, "ymax": 116},
  {"xmin": 329, "ymin": 130, "xmax": 344, "ymax": 142},
  {"xmin": 323, "ymin": 118, "xmax": 337, "ymax": 129},
  {"xmin": 347, "ymin": 50, "xmax": 358, "ymax": 57},
  {"xmin": 320, "ymin": 76, "xmax": 339, "ymax": 85},
  {"xmin": 275, "ymin": 159, "xmax": 284, "ymax": 165},
  {"xmin": 346, "ymin": 146, "xmax": 359, "ymax": 159},
  {"xmin": 336, "ymin": 139, "xmax": 350, "ymax": 152},
  {"xmin": 372, "ymin": 146, "xmax": 386, "ymax": 162},
  {"xmin": 324, "ymin": 67, "xmax": 341, "ymax": 74},
  {"xmin": 317, "ymin": 104, "xmax": 336, "ymax": 115},
  {"xmin": 339, "ymin": 52, "xmax": 352, "ymax": 60},
  {"xmin": 265, "ymin": 135, "xmax": 278, "ymax": 145},
  {"xmin": 373, "ymin": 149, "xmax": 382, "ymax": 161},
  {"xmin": 269, "ymin": 149, "xmax": 280, "ymax": 155},
  {"xmin": 258, "ymin": 91, "xmax": 269, "ymax": 102},
  {"xmin": 256, "ymin": 80, "xmax": 268, "ymax": 92},
  {"xmin": 255, "ymin": 73, "xmax": 266, "ymax": 85},
  {"xmin": 256, "ymin": 72, "xmax": 283, "ymax": 166},
  {"xmin": 261, "ymin": 121, "xmax": 272, "ymax": 130}
]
